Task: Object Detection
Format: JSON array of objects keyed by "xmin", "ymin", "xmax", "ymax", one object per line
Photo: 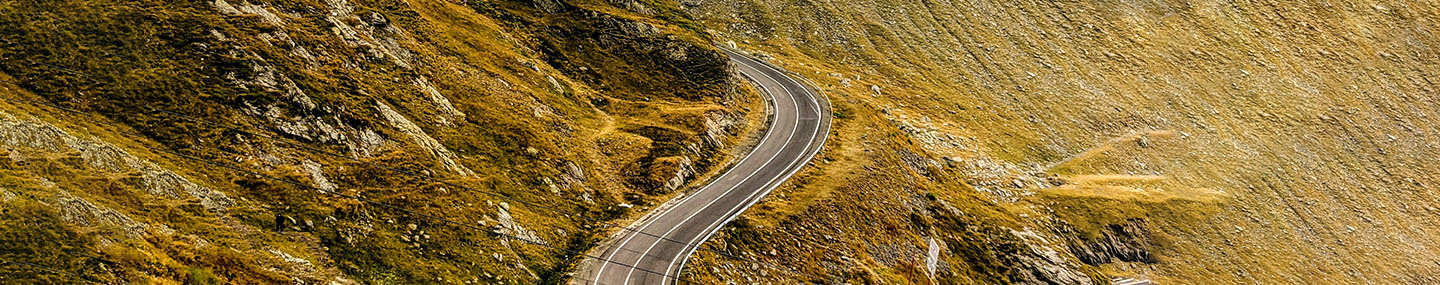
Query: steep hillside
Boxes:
[
  {"xmin": 0, "ymin": 0, "xmax": 764, "ymax": 283},
  {"xmin": 682, "ymin": 0, "xmax": 1440, "ymax": 284}
]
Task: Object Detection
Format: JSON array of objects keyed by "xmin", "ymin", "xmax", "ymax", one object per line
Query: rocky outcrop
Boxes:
[
  {"xmin": 301, "ymin": 160, "xmax": 337, "ymax": 192},
  {"xmin": 636, "ymin": 155, "xmax": 696, "ymax": 195},
  {"xmin": 1010, "ymin": 229, "xmax": 1096, "ymax": 285},
  {"xmin": 540, "ymin": 9, "xmax": 733, "ymax": 101},
  {"xmin": 559, "ymin": 160, "xmax": 587, "ymax": 188},
  {"xmin": 235, "ymin": 63, "xmax": 317, "ymax": 110},
  {"xmin": 0, "ymin": 111, "xmax": 234, "ymax": 211},
  {"xmin": 589, "ymin": 14, "xmax": 672, "ymax": 59},
  {"xmin": 322, "ymin": 0, "xmax": 414, "ymax": 69},
  {"xmin": 55, "ymin": 190, "xmax": 150, "ymax": 238},
  {"xmin": 658, "ymin": 156, "xmax": 695, "ymax": 192},
  {"xmin": 532, "ymin": 0, "xmax": 570, "ymax": 14},
  {"xmin": 228, "ymin": 60, "xmax": 386, "ymax": 159},
  {"xmin": 413, "ymin": 77, "xmax": 466, "ymax": 125},
  {"xmin": 213, "ymin": 0, "xmax": 285, "ymax": 27},
  {"xmin": 701, "ymin": 110, "xmax": 744, "ymax": 149},
  {"xmin": 1062, "ymin": 219, "xmax": 1155, "ymax": 265},
  {"xmin": 376, "ymin": 101, "xmax": 474, "ymax": 176},
  {"xmin": 607, "ymin": 0, "xmax": 654, "ymax": 15},
  {"xmin": 488, "ymin": 202, "xmax": 540, "ymax": 243}
]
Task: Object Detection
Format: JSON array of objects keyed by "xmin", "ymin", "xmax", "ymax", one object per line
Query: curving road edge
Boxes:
[{"xmin": 576, "ymin": 49, "xmax": 831, "ymax": 285}]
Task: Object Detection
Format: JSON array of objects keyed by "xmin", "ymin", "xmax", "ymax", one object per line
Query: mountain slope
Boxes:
[
  {"xmin": 0, "ymin": 0, "xmax": 764, "ymax": 283},
  {"xmin": 681, "ymin": 0, "xmax": 1440, "ymax": 283}
]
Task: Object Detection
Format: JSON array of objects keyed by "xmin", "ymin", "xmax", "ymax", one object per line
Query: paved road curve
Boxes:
[{"xmin": 579, "ymin": 49, "xmax": 830, "ymax": 285}]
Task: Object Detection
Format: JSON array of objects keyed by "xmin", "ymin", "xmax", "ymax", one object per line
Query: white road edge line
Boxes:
[
  {"xmin": 665, "ymin": 52, "xmax": 832, "ymax": 284},
  {"xmin": 654, "ymin": 57, "xmax": 815, "ymax": 284},
  {"xmin": 625, "ymin": 57, "xmax": 805, "ymax": 285},
  {"xmin": 593, "ymin": 53, "xmax": 788, "ymax": 285}
]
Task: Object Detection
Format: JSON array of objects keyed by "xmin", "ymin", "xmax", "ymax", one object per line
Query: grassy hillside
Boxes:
[
  {"xmin": 683, "ymin": 0, "xmax": 1440, "ymax": 283},
  {"xmin": 0, "ymin": 0, "xmax": 763, "ymax": 283}
]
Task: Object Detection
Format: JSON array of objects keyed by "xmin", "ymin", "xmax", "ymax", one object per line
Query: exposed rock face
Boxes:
[
  {"xmin": 1011, "ymin": 229, "xmax": 1096, "ymax": 285},
  {"xmin": 0, "ymin": 111, "xmax": 234, "ymax": 211},
  {"xmin": 490, "ymin": 202, "xmax": 540, "ymax": 243},
  {"xmin": 544, "ymin": 10, "xmax": 734, "ymax": 101},
  {"xmin": 1062, "ymin": 219, "xmax": 1155, "ymax": 265},
  {"xmin": 322, "ymin": 0, "xmax": 413, "ymax": 69},
  {"xmin": 532, "ymin": 0, "xmax": 570, "ymax": 14},
  {"xmin": 701, "ymin": 111, "xmax": 743, "ymax": 149},
  {"xmin": 0, "ymin": 112, "xmax": 77, "ymax": 153},
  {"xmin": 622, "ymin": 110, "xmax": 745, "ymax": 196},
  {"xmin": 559, "ymin": 160, "xmax": 587, "ymax": 188},
  {"xmin": 55, "ymin": 190, "xmax": 150, "ymax": 238},
  {"xmin": 235, "ymin": 63, "xmax": 317, "ymax": 110},
  {"xmin": 414, "ymin": 77, "xmax": 466, "ymax": 125},
  {"xmin": 659, "ymin": 156, "xmax": 695, "ymax": 192},
  {"xmin": 636, "ymin": 155, "xmax": 697, "ymax": 195},
  {"xmin": 231, "ymin": 65, "xmax": 385, "ymax": 159},
  {"xmin": 213, "ymin": 0, "xmax": 285, "ymax": 27},
  {"xmin": 375, "ymin": 101, "xmax": 474, "ymax": 176},
  {"xmin": 607, "ymin": 0, "xmax": 654, "ymax": 15},
  {"xmin": 545, "ymin": 75, "xmax": 565, "ymax": 95},
  {"xmin": 301, "ymin": 160, "xmax": 337, "ymax": 192},
  {"xmin": 132, "ymin": 160, "xmax": 235, "ymax": 211}
]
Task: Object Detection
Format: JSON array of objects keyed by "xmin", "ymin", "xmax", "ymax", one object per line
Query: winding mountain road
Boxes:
[{"xmin": 578, "ymin": 49, "xmax": 830, "ymax": 285}]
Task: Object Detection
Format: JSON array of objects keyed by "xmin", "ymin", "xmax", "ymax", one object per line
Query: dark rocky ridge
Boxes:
[{"xmin": 1062, "ymin": 219, "xmax": 1156, "ymax": 265}]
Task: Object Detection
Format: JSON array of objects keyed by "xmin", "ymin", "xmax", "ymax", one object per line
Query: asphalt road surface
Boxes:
[{"xmin": 579, "ymin": 49, "xmax": 830, "ymax": 285}]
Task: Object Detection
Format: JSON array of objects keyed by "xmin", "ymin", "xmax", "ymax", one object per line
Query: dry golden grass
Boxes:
[{"xmin": 683, "ymin": 0, "xmax": 1440, "ymax": 283}]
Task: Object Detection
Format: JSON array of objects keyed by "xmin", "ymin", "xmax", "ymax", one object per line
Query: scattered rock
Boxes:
[
  {"xmin": 414, "ymin": 77, "xmax": 467, "ymax": 125},
  {"xmin": 376, "ymin": 101, "xmax": 474, "ymax": 176},
  {"xmin": 55, "ymin": 190, "xmax": 149, "ymax": 238},
  {"xmin": 494, "ymin": 202, "xmax": 539, "ymax": 242},
  {"xmin": 0, "ymin": 111, "xmax": 233, "ymax": 210},
  {"xmin": 301, "ymin": 160, "xmax": 337, "ymax": 192}
]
